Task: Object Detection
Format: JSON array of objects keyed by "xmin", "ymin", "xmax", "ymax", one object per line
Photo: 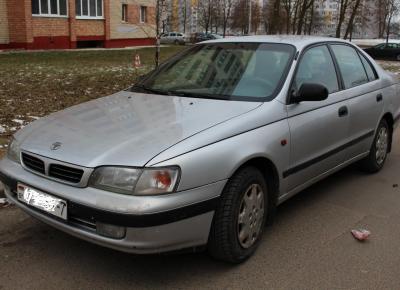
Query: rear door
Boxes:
[
  {"xmin": 330, "ymin": 44, "xmax": 383, "ymax": 158},
  {"xmin": 286, "ymin": 44, "xmax": 350, "ymax": 191}
]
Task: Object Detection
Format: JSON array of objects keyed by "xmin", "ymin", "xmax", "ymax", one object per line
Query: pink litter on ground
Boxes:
[{"xmin": 351, "ymin": 229, "xmax": 371, "ymax": 241}]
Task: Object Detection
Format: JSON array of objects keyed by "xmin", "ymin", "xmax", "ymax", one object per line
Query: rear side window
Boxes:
[
  {"xmin": 359, "ymin": 54, "xmax": 378, "ymax": 81},
  {"xmin": 294, "ymin": 45, "xmax": 339, "ymax": 94},
  {"xmin": 331, "ymin": 45, "xmax": 368, "ymax": 89}
]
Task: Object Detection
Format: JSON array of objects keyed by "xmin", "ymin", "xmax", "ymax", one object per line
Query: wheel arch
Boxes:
[{"xmin": 229, "ymin": 156, "xmax": 280, "ymax": 224}]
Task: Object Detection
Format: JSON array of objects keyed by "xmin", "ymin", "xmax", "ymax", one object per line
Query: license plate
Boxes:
[{"xmin": 17, "ymin": 183, "xmax": 67, "ymax": 220}]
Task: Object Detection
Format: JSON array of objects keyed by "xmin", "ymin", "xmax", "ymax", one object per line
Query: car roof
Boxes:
[{"xmin": 201, "ymin": 35, "xmax": 352, "ymax": 50}]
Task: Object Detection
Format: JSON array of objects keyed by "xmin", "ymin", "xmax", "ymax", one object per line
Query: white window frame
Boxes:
[
  {"xmin": 122, "ymin": 4, "xmax": 128, "ymax": 22},
  {"xmin": 75, "ymin": 0, "xmax": 104, "ymax": 20},
  {"xmin": 32, "ymin": 0, "xmax": 69, "ymax": 18},
  {"xmin": 140, "ymin": 6, "xmax": 147, "ymax": 23}
]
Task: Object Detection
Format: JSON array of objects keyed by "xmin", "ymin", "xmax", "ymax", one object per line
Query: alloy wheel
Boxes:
[
  {"xmin": 237, "ymin": 184, "xmax": 265, "ymax": 249},
  {"xmin": 375, "ymin": 126, "xmax": 388, "ymax": 165}
]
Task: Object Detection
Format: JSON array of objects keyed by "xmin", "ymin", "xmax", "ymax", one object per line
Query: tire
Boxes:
[
  {"xmin": 208, "ymin": 166, "xmax": 268, "ymax": 263},
  {"xmin": 396, "ymin": 54, "xmax": 400, "ymax": 61},
  {"xmin": 359, "ymin": 119, "xmax": 390, "ymax": 173}
]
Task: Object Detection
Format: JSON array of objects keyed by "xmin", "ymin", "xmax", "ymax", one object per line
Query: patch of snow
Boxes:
[
  {"xmin": 12, "ymin": 119, "xmax": 24, "ymax": 125},
  {"xmin": 0, "ymin": 126, "xmax": 5, "ymax": 134}
]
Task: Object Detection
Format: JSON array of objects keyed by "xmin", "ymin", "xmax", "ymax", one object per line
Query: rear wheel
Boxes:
[
  {"xmin": 208, "ymin": 167, "xmax": 268, "ymax": 263},
  {"xmin": 359, "ymin": 119, "xmax": 390, "ymax": 173},
  {"xmin": 396, "ymin": 54, "xmax": 400, "ymax": 61}
]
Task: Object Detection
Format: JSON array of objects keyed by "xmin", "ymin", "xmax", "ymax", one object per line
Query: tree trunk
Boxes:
[
  {"xmin": 292, "ymin": 0, "xmax": 299, "ymax": 34},
  {"xmin": 336, "ymin": 0, "xmax": 348, "ymax": 38},
  {"xmin": 343, "ymin": 0, "xmax": 362, "ymax": 39}
]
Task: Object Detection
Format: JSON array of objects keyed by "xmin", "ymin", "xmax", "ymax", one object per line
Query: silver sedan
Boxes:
[{"xmin": 1, "ymin": 36, "xmax": 399, "ymax": 263}]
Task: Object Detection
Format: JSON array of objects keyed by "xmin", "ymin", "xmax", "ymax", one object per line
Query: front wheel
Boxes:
[
  {"xmin": 359, "ymin": 119, "xmax": 390, "ymax": 173},
  {"xmin": 208, "ymin": 167, "xmax": 268, "ymax": 263}
]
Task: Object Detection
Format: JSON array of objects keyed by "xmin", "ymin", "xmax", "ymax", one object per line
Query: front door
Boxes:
[{"xmin": 285, "ymin": 44, "xmax": 350, "ymax": 191}]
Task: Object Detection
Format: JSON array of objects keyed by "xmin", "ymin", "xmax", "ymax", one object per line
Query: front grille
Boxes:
[
  {"xmin": 21, "ymin": 152, "xmax": 86, "ymax": 185},
  {"xmin": 21, "ymin": 153, "xmax": 45, "ymax": 174},
  {"xmin": 49, "ymin": 164, "xmax": 84, "ymax": 184}
]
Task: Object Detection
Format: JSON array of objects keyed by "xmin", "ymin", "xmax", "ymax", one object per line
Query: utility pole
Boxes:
[
  {"xmin": 183, "ymin": 0, "xmax": 187, "ymax": 34},
  {"xmin": 155, "ymin": 0, "xmax": 161, "ymax": 67},
  {"xmin": 248, "ymin": 0, "xmax": 252, "ymax": 35}
]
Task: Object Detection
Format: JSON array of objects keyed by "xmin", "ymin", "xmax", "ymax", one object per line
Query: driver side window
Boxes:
[{"xmin": 294, "ymin": 45, "xmax": 339, "ymax": 95}]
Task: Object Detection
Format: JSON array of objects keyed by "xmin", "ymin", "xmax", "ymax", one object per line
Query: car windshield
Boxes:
[{"xmin": 137, "ymin": 43, "xmax": 295, "ymax": 101}]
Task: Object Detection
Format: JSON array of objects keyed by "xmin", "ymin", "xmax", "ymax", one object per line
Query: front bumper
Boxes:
[{"xmin": 0, "ymin": 157, "xmax": 226, "ymax": 254}]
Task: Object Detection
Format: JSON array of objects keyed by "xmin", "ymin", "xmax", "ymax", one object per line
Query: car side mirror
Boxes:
[{"xmin": 291, "ymin": 83, "xmax": 329, "ymax": 103}]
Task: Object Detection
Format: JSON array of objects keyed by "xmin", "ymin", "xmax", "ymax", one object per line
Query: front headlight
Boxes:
[
  {"xmin": 89, "ymin": 166, "xmax": 180, "ymax": 196},
  {"xmin": 7, "ymin": 137, "xmax": 21, "ymax": 163}
]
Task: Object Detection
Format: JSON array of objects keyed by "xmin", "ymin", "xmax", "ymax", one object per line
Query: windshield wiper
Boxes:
[
  {"xmin": 169, "ymin": 90, "xmax": 231, "ymax": 100},
  {"xmin": 131, "ymin": 84, "xmax": 172, "ymax": 96},
  {"xmin": 132, "ymin": 85, "xmax": 231, "ymax": 100}
]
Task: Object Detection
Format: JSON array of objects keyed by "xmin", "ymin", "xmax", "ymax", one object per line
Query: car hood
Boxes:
[{"xmin": 16, "ymin": 91, "xmax": 261, "ymax": 167}]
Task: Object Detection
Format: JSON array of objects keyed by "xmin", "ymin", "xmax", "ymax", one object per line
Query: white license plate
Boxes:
[{"xmin": 17, "ymin": 183, "xmax": 67, "ymax": 220}]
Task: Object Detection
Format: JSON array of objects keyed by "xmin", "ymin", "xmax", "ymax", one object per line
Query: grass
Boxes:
[{"xmin": 0, "ymin": 46, "xmax": 185, "ymax": 151}]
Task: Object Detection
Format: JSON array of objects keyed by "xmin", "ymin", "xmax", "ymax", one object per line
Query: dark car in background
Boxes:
[
  {"xmin": 364, "ymin": 43, "xmax": 400, "ymax": 60},
  {"xmin": 190, "ymin": 32, "xmax": 222, "ymax": 43}
]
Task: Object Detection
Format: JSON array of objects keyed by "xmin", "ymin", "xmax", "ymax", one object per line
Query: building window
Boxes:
[
  {"xmin": 75, "ymin": 0, "xmax": 103, "ymax": 18},
  {"xmin": 32, "ymin": 0, "xmax": 68, "ymax": 16},
  {"xmin": 140, "ymin": 6, "xmax": 147, "ymax": 23},
  {"xmin": 122, "ymin": 4, "xmax": 128, "ymax": 22}
]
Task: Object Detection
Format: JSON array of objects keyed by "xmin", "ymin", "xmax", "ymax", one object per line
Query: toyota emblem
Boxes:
[{"xmin": 50, "ymin": 142, "xmax": 62, "ymax": 150}]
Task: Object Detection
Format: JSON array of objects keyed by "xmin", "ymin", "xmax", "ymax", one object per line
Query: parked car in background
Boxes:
[
  {"xmin": 160, "ymin": 32, "xmax": 186, "ymax": 45},
  {"xmin": 191, "ymin": 32, "xmax": 222, "ymax": 43},
  {"xmin": 1, "ymin": 36, "xmax": 399, "ymax": 264},
  {"xmin": 364, "ymin": 42, "xmax": 400, "ymax": 60}
]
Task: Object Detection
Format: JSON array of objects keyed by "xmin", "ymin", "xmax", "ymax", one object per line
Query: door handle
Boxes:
[
  {"xmin": 376, "ymin": 94, "xmax": 383, "ymax": 102},
  {"xmin": 338, "ymin": 106, "xmax": 348, "ymax": 117}
]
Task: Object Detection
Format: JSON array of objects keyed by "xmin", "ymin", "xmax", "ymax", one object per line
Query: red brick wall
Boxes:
[
  {"xmin": 127, "ymin": 5, "xmax": 139, "ymax": 24},
  {"xmin": 32, "ymin": 18, "xmax": 69, "ymax": 37},
  {"xmin": 148, "ymin": 7, "xmax": 155, "ymax": 24},
  {"xmin": 4, "ymin": 0, "xmax": 154, "ymax": 50},
  {"xmin": 6, "ymin": 0, "xmax": 33, "ymax": 45},
  {"xmin": 76, "ymin": 20, "xmax": 105, "ymax": 36}
]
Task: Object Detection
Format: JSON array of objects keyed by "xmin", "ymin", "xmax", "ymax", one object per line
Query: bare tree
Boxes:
[
  {"xmin": 282, "ymin": 0, "xmax": 293, "ymax": 34},
  {"xmin": 385, "ymin": 0, "xmax": 400, "ymax": 43},
  {"xmin": 343, "ymin": 0, "xmax": 362, "ymax": 39},
  {"xmin": 155, "ymin": 0, "xmax": 168, "ymax": 67},
  {"xmin": 251, "ymin": 1, "xmax": 262, "ymax": 33},
  {"xmin": 335, "ymin": 0, "xmax": 350, "ymax": 38},
  {"xmin": 231, "ymin": 0, "xmax": 249, "ymax": 34},
  {"xmin": 222, "ymin": 0, "xmax": 234, "ymax": 37},
  {"xmin": 295, "ymin": 0, "xmax": 314, "ymax": 35},
  {"xmin": 264, "ymin": 0, "xmax": 286, "ymax": 34},
  {"xmin": 199, "ymin": 0, "xmax": 212, "ymax": 33}
]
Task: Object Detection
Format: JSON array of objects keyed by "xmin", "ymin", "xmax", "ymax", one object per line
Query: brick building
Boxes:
[{"xmin": 0, "ymin": 0, "xmax": 156, "ymax": 50}]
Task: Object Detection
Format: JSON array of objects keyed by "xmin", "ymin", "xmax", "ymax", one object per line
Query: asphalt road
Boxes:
[{"xmin": 1, "ymin": 131, "xmax": 399, "ymax": 290}]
